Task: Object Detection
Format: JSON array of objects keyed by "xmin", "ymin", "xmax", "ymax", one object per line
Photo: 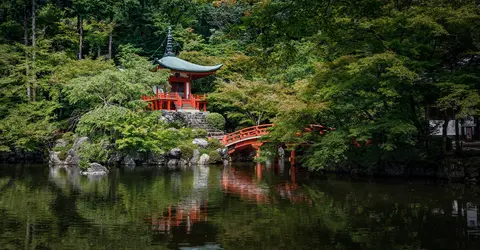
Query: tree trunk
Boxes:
[
  {"xmin": 97, "ymin": 46, "xmax": 101, "ymax": 58},
  {"xmin": 442, "ymin": 111, "xmax": 449, "ymax": 152},
  {"xmin": 108, "ymin": 31, "xmax": 113, "ymax": 59},
  {"xmin": 24, "ymin": 1, "xmax": 30, "ymax": 101},
  {"xmin": 455, "ymin": 116, "xmax": 461, "ymax": 152},
  {"xmin": 31, "ymin": 0, "xmax": 36, "ymax": 102},
  {"xmin": 78, "ymin": 15, "xmax": 83, "ymax": 60}
]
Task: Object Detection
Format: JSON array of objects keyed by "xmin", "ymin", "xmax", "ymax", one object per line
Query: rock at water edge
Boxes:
[
  {"xmin": 81, "ymin": 163, "xmax": 109, "ymax": 176},
  {"xmin": 49, "ymin": 151, "xmax": 65, "ymax": 165},
  {"xmin": 198, "ymin": 154, "xmax": 210, "ymax": 165},
  {"xmin": 169, "ymin": 148, "xmax": 181, "ymax": 159},
  {"xmin": 66, "ymin": 137, "xmax": 89, "ymax": 165}
]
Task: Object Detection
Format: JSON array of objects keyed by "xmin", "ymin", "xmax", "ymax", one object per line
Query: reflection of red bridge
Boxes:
[{"xmin": 221, "ymin": 165, "xmax": 311, "ymax": 204}]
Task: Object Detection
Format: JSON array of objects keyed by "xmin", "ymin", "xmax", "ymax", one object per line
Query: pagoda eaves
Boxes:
[{"xmin": 155, "ymin": 56, "xmax": 222, "ymax": 78}]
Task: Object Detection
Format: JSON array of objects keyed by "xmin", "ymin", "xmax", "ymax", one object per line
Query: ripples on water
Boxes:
[{"xmin": 0, "ymin": 162, "xmax": 479, "ymax": 249}]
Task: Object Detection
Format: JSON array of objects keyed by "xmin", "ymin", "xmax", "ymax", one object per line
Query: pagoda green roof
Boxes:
[{"xmin": 155, "ymin": 56, "xmax": 222, "ymax": 73}]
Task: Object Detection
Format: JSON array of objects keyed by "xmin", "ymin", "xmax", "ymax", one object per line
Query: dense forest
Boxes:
[{"xmin": 1, "ymin": 0, "xmax": 480, "ymax": 170}]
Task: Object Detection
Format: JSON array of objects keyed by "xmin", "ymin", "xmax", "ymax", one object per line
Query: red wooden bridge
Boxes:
[
  {"xmin": 220, "ymin": 124, "xmax": 334, "ymax": 163},
  {"xmin": 221, "ymin": 124, "xmax": 273, "ymax": 154}
]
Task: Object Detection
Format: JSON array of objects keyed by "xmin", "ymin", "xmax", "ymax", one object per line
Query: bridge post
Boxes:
[
  {"xmin": 289, "ymin": 149, "xmax": 296, "ymax": 166},
  {"xmin": 222, "ymin": 135, "xmax": 227, "ymax": 145}
]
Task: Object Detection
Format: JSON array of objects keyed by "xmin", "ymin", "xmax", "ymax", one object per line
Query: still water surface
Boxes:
[{"xmin": 0, "ymin": 163, "xmax": 479, "ymax": 249}]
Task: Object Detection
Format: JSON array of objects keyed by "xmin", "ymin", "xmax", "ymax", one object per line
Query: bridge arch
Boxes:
[{"xmin": 221, "ymin": 124, "xmax": 273, "ymax": 155}]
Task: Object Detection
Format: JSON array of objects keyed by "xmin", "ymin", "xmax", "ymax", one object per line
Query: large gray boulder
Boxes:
[
  {"xmin": 198, "ymin": 154, "xmax": 210, "ymax": 165},
  {"xmin": 169, "ymin": 148, "xmax": 181, "ymax": 159},
  {"xmin": 81, "ymin": 163, "xmax": 108, "ymax": 176},
  {"xmin": 192, "ymin": 138, "xmax": 208, "ymax": 148}
]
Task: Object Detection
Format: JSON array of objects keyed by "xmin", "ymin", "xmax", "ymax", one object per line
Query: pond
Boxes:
[{"xmin": 0, "ymin": 162, "xmax": 479, "ymax": 249}]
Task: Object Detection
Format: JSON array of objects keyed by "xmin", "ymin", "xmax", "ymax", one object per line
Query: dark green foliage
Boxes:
[
  {"xmin": 78, "ymin": 140, "xmax": 109, "ymax": 170},
  {"xmin": 178, "ymin": 144, "xmax": 195, "ymax": 161},
  {"xmin": 206, "ymin": 112, "xmax": 226, "ymax": 131}
]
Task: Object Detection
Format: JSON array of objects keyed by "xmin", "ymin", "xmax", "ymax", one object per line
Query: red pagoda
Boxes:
[{"xmin": 141, "ymin": 27, "xmax": 222, "ymax": 111}]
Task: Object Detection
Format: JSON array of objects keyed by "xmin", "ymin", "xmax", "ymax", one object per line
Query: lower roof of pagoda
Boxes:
[{"xmin": 155, "ymin": 56, "xmax": 222, "ymax": 74}]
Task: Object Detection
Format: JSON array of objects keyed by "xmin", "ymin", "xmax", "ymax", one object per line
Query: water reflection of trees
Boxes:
[
  {"xmin": 212, "ymin": 173, "xmax": 480, "ymax": 250},
  {"xmin": 1, "ymin": 164, "xmax": 480, "ymax": 249},
  {"xmin": 0, "ymin": 165, "xmax": 218, "ymax": 249}
]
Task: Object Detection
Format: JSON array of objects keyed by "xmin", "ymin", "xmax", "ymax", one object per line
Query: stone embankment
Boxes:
[
  {"xmin": 47, "ymin": 110, "xmax": 228, "ymax": 175},
  {"xmin": 49, "ymin": 136, "xmax": 228, "ymax": 175},
  {"xmin": 160, "ymin": 110, "xmax": 224, "ymax": 138}
]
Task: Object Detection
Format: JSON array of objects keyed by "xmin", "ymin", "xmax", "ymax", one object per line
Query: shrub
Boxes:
[
  {"xmin": 179, "ymin": 144, "xmax": 195, "ymax": 161},
  {"xmin": 62, "ymin": 132, "xmax": 75, "ymax": 144},
  {"xmin": 207, "ymin": 138, "xmax": 224, "ymax": 151},
  {"xmin": 193, "ymin": 129, "xmax": 207, "ymax": 138},
  {"xmin": 206, "ymin": 113, "xmax": 226, "ymax": 131},
  {"xmin": 208, "ymin": 150, "xmax": 222, "ymax": 164}
]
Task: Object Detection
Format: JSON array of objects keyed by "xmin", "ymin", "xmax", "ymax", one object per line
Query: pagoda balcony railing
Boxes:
[{"xmin": 140, "ymin": 92, "xmax": 207, "ymax": 111}]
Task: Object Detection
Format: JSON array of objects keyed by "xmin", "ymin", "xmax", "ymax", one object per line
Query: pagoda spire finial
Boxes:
[{"xmin": 164, "ymin": 26, "xmax": 175, "ymax": 57}]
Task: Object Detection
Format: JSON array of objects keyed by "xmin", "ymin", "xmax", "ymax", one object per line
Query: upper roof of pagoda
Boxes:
[
  {"xmin": 153, "ymin": 26, "xmax": 222, "ymax": 75},
  {"xmin": 154, "ymin": 56, "xmax": 222, "ymax": 73}
]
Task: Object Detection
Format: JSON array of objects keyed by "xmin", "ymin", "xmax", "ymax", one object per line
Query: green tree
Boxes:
[{"xmin": 209, "ymin": 77, "xmax": 287, "ymax": 127}]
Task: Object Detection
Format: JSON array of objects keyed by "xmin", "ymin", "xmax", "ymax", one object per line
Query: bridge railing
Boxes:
[{"xmin": 222, "ymin": 124, "xmax": 274, "ymax": 146}]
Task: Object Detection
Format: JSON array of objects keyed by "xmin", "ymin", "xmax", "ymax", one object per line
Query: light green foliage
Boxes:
[
  {"xmin": 114, "ymin": 112, "xmax": 191, "ymax": 154},
  {"xmin": 206, "ymin": 112, "xmax": 226, "ymax": 131},
  {"xmin": 77, "ymin": 106, "xmax": 198, "ymax": 157},
  {"xmin": 209, "ymin": 78, "xmax": 288, "ymax": 127},
  {"xmin": 76, "ymin": 105, "xmax": 130, "ymax": 139},
  {"xmin": 64, "ymin": 48, "xmax": 169, "ymax": 110},
  {"xmin": 0, "ymin": 101, "xmax": 59, "ymax": 152}
]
